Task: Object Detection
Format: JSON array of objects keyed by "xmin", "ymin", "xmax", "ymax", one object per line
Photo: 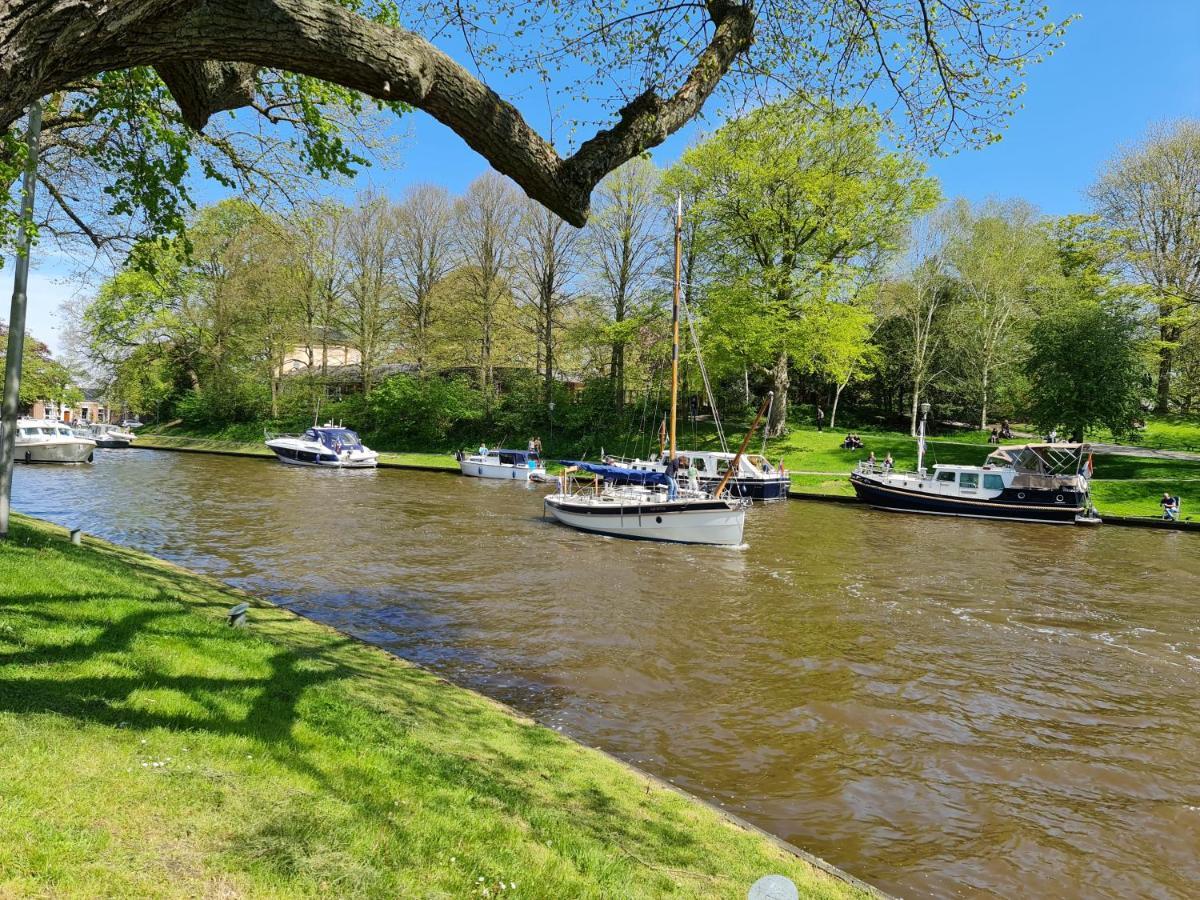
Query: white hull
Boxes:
[
  {"xmin": 543, "ymin": 494, "xmax": 745, "ymax": 545},
  {"xmin": 15, "ymin": 440, "xmax": 95, "ymax": 464},
  {"xmin": 267, "ymin": 446, "xmax": 378, "ymax": 468},
  {"xmin": 459, "ymin": 459, "xmax": 546, "ymax": 480}
]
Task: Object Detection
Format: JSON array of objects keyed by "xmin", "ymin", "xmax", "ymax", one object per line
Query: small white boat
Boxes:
[
  {"xmin": 12, "ymin": 418, "xmax": 96, "ymax": 463},
  {"xmin": 564, "ymin": 450, "xmax": 790, "ymax": 501},
  {"xmin": 457, "ymin": 447, "xmax": 546, "ymax": 481},
  {"xmin": 265, "ymin": 424, "xmax": 378, "ymax": 468},
  {"xmin": 89, "ymin": 423, "xmax": 136, "ymax": 448},
  {"xmin": 544, "ymin": 482, "xmax": 747, "ymax": 545}
]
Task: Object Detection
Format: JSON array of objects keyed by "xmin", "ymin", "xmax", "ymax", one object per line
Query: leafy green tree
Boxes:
[
  {"xmin": 0, "ymin": 329, "xmax": 80, "ymax": 410},
  {"xmin": 669, "ymin": 100, "xmax": 940, "ymax": 433},
  {"xmin": 1091, "ymin": 120, "xmax": 1200, "ymax": 412},
  {"xmin": 1025, "ymin": 217, "xmax": 1148, "ymax": 439},
  {"xmin": 1025, "ymin": 300, "xmax": 1145, "ymax": 440}
]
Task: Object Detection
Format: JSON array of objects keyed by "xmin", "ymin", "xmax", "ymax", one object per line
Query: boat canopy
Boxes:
[
  {"xmin": 560, "ymin": 460, "xmax": 669, "ymax": 486},
  {"xmin": 984, "ymin": 443, "xmax": 1090, "ymax": 489}
]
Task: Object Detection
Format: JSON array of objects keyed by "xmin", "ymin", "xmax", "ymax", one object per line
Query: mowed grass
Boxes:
[
  {"xmin": 136, "ymin": 431, "xmax": 458, "ymax": 471},
  {"xmin": 0, "ymin": 516, "xmax": 865, "ymax": 899}
]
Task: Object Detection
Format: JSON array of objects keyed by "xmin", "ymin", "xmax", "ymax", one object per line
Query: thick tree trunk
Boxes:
[
  {"xmin": 0, "ymin": 0, "xmax": 754, "ymax": 227},
  {"xmin": 768, "ymin": 351, "xmax": 788, "ymax": 436},
  {"xmin": 1157, "ymin": 342, "xmax": 1173, "ymax": 414}
]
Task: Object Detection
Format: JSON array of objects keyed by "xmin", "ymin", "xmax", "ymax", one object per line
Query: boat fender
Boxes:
[{"xmin": 88, "ymin": 452, "xmax": 94, "ymax": 463}]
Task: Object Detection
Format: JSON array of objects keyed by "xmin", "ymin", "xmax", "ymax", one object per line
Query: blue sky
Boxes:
[{"xmin": 5, "ymin": 0, "xmax": 1199, "ymax": 356}]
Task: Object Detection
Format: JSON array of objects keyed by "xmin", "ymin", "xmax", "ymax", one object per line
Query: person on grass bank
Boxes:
[{"xmin": 1161, "ymin": 492, "xmax": 1180, "ymax": 521}]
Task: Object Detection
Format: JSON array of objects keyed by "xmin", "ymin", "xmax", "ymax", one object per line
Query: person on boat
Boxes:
[
  {"xmin": 686, "ymin": 456, "xmax": 700, "ymax": 493},
  {"xmin": 882, "ymin": 453, "xmax": 894, "ymax": 473},
  {"xmin": 866, "ymin": 451, "xmax": 877, "ymax": 471},
  {"xmin": 528, "ymin": 437, "xmax": 537, "ymax": 452},
  {"xmin": 533, "ymin": 436, "xmax": 543, "ymax": 454},
  {"xmin": 1161, "ymin": 492, "xmax": 1180, "ymax": 521},
  {"xmin": 664, "ymin": 454, "xmax": 681, "ymax": 500},
  {"xmin": 478, "ymin": 443, "xmax": 488, "ymax": 456}
]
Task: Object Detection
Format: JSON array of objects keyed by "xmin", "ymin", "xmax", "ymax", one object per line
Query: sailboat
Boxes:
[{"xmin": 543, "ymin": 199, "xmax": 761, "ymax": 546}]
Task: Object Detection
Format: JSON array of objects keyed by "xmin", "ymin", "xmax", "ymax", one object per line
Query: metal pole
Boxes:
[
  {"xmin": 669, "ymin": 195, "xmax": 681, "ymax": 460},
  {"xmin": 0, "ymin": 100, "xmax": 43, "ymax": 539}
]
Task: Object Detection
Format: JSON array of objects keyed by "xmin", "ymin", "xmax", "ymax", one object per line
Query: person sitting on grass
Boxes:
[
  {"xmin": 841, "ymin": 433, "xmax": 855, "ymax": 450},
  {"xmin": 1161, "ymin": 492, "xmax": 1180, "ymax": 521},
  {"xmin": 988, "ymin": 428, "xmax": 1000, "ymax": 444}
]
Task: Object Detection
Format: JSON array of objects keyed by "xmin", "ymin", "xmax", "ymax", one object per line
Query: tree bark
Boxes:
[
  {"xmin": 768, "ymin": 351, "xmax": 788, "ymax": 436},
  {"xmin": 830, "ymin": 381, "xmax": 844, "ymax": 431},
  {"xmin": 1157, "ymin": 332, "xmax": 1175, "ymax": 414},
  {"xmin": 0, "ymin": 0, "xmax": 755, "ymax": 226}
]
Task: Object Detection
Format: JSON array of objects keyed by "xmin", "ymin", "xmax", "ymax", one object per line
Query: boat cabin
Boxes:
[{"xmin": 303, "ymin": 427, "xmax": 364, "ymax": 453}]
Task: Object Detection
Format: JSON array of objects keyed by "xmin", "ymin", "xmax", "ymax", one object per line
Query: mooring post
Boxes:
[
  {"xmin": 0, "ymin": 100, "xmax": 44, "ymax": 539},
  {"xmin": 69, "ymin": 528, "xmax": 82, "ymax": 545}
]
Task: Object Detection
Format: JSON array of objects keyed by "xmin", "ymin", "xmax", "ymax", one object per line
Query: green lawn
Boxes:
[
  {"xmin": 1094, "ymin": 415, "xmax": 1200, "ymax": 453},
  {"xmin": 136, "ymin": 431, "xmax": 458, "ymax": 471},
  {"xmin": 0, "ymin": 516, "xmax": 865, "ymax": 899}
]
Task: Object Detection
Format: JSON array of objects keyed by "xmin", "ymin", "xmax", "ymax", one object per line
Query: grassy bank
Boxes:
[
  {"xmin": 139, "ymin": 419, "xmax": 1200, "ymax": 520},
  {"xmin": 0, "ymin": 516, "xmax": 866, "ymax": 899},
  {"xmin": 136, "ymin": 431, "xmax": 458, "ymax": 471}
]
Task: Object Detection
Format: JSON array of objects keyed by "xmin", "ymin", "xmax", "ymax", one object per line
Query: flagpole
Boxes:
[{"xmin": 0, "ymin": 100, "xmax": 43, "ymax": 539}]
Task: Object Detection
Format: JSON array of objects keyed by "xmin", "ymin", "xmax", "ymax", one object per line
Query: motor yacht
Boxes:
[
  {"xmin": 265, "ymin": 424, "xmax": 378, "ymax": 468},
  {"xmin": 89, "ymin": 422, "xmax": 136, "ymax": 448},
  {"xmin": 11, "ymin": 418, "xmax": 96, "ymax": 463},
  {"xmin": 456, "ymin": 447, "xmax": 546, "ymax": 480},
  {"xmin": 850, "ymin": 441, "xmax": 1100, "ymax": 525}
]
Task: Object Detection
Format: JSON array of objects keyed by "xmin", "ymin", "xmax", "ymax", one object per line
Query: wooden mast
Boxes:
[
  {"xmin": 669, "ymin": 195, "xmax": 682, "ymax": 460},
  {"xmin": 713, "ymin": 391, "xmax": 774, "ymax": 499}
]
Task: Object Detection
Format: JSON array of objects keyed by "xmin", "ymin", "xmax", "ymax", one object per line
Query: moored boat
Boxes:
[
  {"xmin": 544, "ymin": 198, "xmax": 760, "ymax": 546},
  {"xmin": 456, "ymin": 447, "xmax": 546, "ymax": 481},
  {"xmin": 265, "ymin": 423, "xmax": 378, "ymax": 468},
  {"xmin": 563, "ymin": 450, "xmax": 789, "ymax": 501},
  {"xmin": 89, "ymin": 422, "xmax": 136, "ymax": 448},
  {"xmin": 12, "ymin": 418, "xmax": 96, "ymax": 463},
  {"xmin": 850, "ymin": 439, "xmax": 1100, "ymax": 525},
  {"xmin": 543, "ymin": 480, "xmax": 747, "ymax": 544}
]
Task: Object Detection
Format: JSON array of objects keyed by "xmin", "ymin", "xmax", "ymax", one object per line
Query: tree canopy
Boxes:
[{"xmin": 2, "ymin": 0, "xmax": 1072, "ymax": 237}]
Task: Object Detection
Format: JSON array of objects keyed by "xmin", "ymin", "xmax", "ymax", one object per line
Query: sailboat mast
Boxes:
[{"xmin": 670, "ymin": 195, "xmax": 682, "ymax": 460}]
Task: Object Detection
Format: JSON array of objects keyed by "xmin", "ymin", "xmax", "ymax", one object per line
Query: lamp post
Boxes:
[
  {"xmin": 548, "ymin": 400, "xmax": 555, "ymax": 445},
  {"xmin": 0, "ymin": 100, "xmax": 43, "ymax": 539}
]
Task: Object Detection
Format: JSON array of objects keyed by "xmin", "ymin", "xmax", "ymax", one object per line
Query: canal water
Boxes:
[{"xmin": 11, "ymin": 449, "xmax": 1200, "ymax": 898}]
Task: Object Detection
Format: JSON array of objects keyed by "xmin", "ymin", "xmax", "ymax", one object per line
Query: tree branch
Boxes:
[{"xmin": 0, "ymin": 0, "xmax": 756, "ymax": 226}]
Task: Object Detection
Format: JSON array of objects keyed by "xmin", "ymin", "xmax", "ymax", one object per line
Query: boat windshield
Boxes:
[{"xmin": 306, "ymin": 428, "xmax": 362, "ymax": 450}]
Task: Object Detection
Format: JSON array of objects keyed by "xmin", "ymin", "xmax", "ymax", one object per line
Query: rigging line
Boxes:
[{"xmin": 679, "ymin": 292, "xmax": 728, "ymax": 454}]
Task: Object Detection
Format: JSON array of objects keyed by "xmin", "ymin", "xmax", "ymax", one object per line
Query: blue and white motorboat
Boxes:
[{"xmin": 265, "ymin": 423, "xmax": 378, "ymax": 468}]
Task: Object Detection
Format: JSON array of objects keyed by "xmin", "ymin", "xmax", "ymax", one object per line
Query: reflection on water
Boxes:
[{"xmin": 12, "ymin": 449, "xmax": 1200, "ymax": 898}]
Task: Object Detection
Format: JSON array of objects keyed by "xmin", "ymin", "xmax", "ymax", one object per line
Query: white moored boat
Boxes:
[
  {"xmin": 12, "ymin": 418, "xmax": 96, "ymax": 463},
  {"xmin": 543, "ymin": 198, "xmax": 764, "ymax": 547},
  {"xmin": 544, "ymin": 482, "xmax": 747, "ymax": 545},
  {"xmin": 456, "ymin": 447, "xmax": 546, "ymax": 481},
  {"xmin": 88, "ymin": 422, "xmax": 136, "ymax": 448},
  {"xmin": 265, "ymin": 423, "xmax": 378, "ymax": 468}
]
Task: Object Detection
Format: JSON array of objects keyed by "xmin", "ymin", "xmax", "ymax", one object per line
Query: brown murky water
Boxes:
[{"xmin": 12, "ymin": 449, "xmax": 1200, "ymax": 898}]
